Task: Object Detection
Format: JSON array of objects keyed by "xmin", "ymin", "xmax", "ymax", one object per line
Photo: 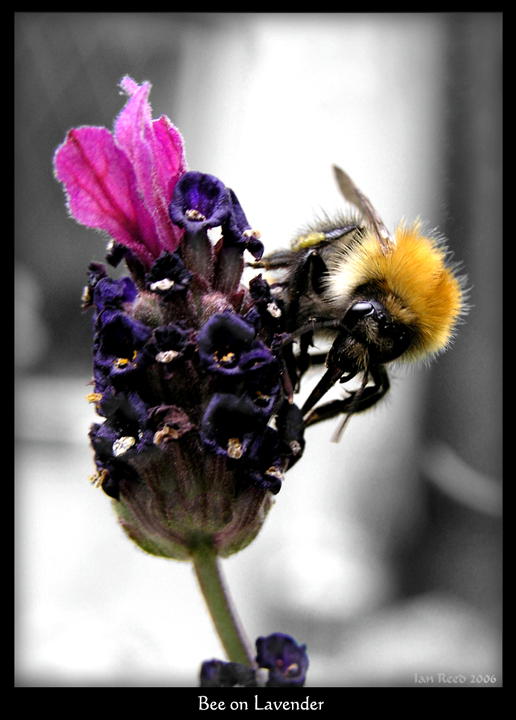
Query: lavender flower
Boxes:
[
  {"xmin": 170, "ymin": 172, "xmax": 263, "ymax": 260},
  {"xmin": 256, "ymin": 633, "xmax": 309, "ymax": 687},
  {"xmin": 200, "ymin": 633, "xmax": 309, "ymax": 687},
  {"xmin": 145, "ymin": 251, "xmax": 193, "ymax": 299},
  {"xmin": 53, "ymin": 77, "xmax": 305, "ymax": 561},
  {"xmin": 54, "ymin": 77, "xmax": 311, "ymax": 688},
  {"xmin": 200, "ymin": 659, "xmax": 257, "ymax": 688}
]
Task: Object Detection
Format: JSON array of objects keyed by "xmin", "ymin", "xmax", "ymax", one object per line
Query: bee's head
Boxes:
[
  {"xmin": 325, "ymin": 221, "xmax": 465, "ymax": 363},
  {"xmin": 331, "ymin": 298, "xmax": 412, "ymax": 371}
]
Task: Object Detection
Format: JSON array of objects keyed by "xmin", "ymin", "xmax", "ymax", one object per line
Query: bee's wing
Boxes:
[{"xmin": 332, "ymin": 165, "xmax": 396, "ymax": 253}]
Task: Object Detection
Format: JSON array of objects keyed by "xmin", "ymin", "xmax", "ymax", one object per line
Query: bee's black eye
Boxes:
[{"xmin": 344, "ymin": 301, "xmax": 374, "ymax": 329}]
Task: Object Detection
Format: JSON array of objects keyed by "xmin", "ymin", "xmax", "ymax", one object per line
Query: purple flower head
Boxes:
[
  {"xmin": 170, "ymin": 172, "xmax": 264, "ymax": 260},
  {"xmin": 146, "ymin": 252, "xmax": 193, "ymax": 299},
  {"xmin": 95, "ymin": 276, "xmax": 137, "ymax": 311},
  {"xmin": 199, "ymin": 633, "xmax": 309, "ymax": 688},
  {"xmin": 89, "ymin": 390, "xmax": 155, "ymax": 500},
  {"xmin": 57, "ymin": 76, "xmax": 308, "ymax": 566},
  {"xmin": 53, "ymin": 77, "xmax": 187, "ymax": 268},
  {"xmin": 240, "ymin": 348, "xmax": 282, "ymax": 416},
  {"xmin": 93, "ymin": 310, "xmax": 153, "ymax": 388},
  {"xmin": 224, "ymin": 188, "xmax": 264, "ymax": 260},
  {"xmin": 197, "ymin": 311, "xmax": 258, "ymax": 377},
  {"xmin": 84, "ymin": 265, "xmax": 137, "ymax": 317},
  {"xmin": 248, "ymin": 274, "xmax": 285, "ymax": 336},
  {"xmin": 256, "ymin": 633, "xmax": 309, "ymax": 687},
  {"xmin": 89, "ymin": 440, "xmax": 140, "ymax": 501},
  {"xmin": 104, "ymin": 240, "xmax": 129, "ymax": 268},
  {"xmin": 200, "ymin": 660, "xmax": 257, "ymax": 688},
  {"xmin": 83, "ymin": 262, "xmax": 106, "ymax": 310},
  {"xmin": 241, "ymin": 426, "xmax": 284, "ymax": 495},
  {"xmin": 169, "ymin": 172, "xmax": 229, "ymax": 234},
  {"xmin": 201, "ymin": 394, "xmax": 287, "ymax": 494},
  {"xmin": 200, "ymin": 393, "xmax": 266, "ymax": 461},
  {"xmin": 85, "ymin": 261, "xmax": 108, "ymax": 290},
  {"xmin": 148, "ymin": 322, "xmax": 194, "ymax": 366},
  {"xmin": 198, "ymin": 312, "xmax": 278, "ymax": 390},
  {"xmin": 148, "ymin": 405, "xmax": 195, "ymax": 445},
  {"xmin": 90, "ymin": 391, "xmax": 154, "ymax": 463}
]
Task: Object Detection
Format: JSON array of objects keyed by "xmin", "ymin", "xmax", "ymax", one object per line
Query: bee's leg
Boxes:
[
  {"xmin": 305, "ymin": 352, "xmax": 328, "ymax": 366},
  {"xmin": 276, "ymin": 341, "xmax": 297, "ymax": 398},
  {"xmin": 303, "ymin": 365, "xmax": 390, "ymax": 428},
  {"xmin": 297, "ymin": 350, "xmax": 330, "ymax": 377},
  {"xmin": 274, "ymin": 319, "xmax": 346, "ymax": 393},
  {"xmin": 252, "ymin": 247, "xmax": 326, "ymax": 338},
  {"xmin": 297, "ymin": 325, "xmax": 359, "ymax": 416},
  {"xmin": 297, "ymin": 331, "xmax": 313, "ymax": 380},
  {"xmin": 300, "ymin": 361, "xmax": 351, "ymax": 417},
  {"xmin": 248, "ymin": 249, "xmax": 298, "ymax": 270},
  {"xmin": 288, "ymin": 250, "xmax": 328, "ymax": 332}
]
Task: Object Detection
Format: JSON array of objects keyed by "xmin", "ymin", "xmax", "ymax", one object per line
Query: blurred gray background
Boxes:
[{"xmin": 15, "ymin": 13, "xmax": 502, "ymax": 687}]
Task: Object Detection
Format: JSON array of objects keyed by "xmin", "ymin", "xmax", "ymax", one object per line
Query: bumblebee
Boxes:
[{"xmin": 254, "ymin": 165, "xmax": 466, "ymax": 441}]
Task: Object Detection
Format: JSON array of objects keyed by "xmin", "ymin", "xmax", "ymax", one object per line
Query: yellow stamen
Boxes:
[
  {"xmin": 215, "ymin": 351, "xmax": 236, "ymax": 366},
  {"xmin": 227, "ymin": 438, "xmax": 243, "ymax": 459},
  {"xmin": 156, "ymin": 350, "xmax": 179, "ymax": 363},
  {"xmin": 89, "ymin": 468, "xmax": 108, "ymax": 488},
  {"xmin": 185, "ymin": 208, "xmax": 206, "ymax": 222},
  {"xmin": 112, "ymin": 436, "xmax": 136, "ymax": 457},
  {"xmin": 153, "ymin": 426, "xmax": 181, "ymax": 445}
]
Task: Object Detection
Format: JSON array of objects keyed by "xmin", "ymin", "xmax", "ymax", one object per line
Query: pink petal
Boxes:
[
  {"xmin": 53, "ymin": 126, "xmax": 161, "ymax": 266},
  {"xmin": 119, "ymin": 76, "xmax": 140, "ymax": 96},
  {"xmin": 114, "ymin": 83, "xmax": 158, "ymax": 234},
  {"xmin": 114, "ymin": 80, "xmax": 153, "ymax": 170},
  {"xmin": 115, "ymin": 78, "xmax": 187, "ymax": 253},
  {"xmin": 148, "ymin": 115, "xmax": 188, "ymax": 252},
  {"xmin": 151, "ymin": 115, "xmax": 188, "ymax": 213}
]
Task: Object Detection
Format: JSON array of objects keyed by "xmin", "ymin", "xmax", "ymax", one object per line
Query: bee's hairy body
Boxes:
[{"xmin": 253, "ymin": 166, "xmax": 466, "ymax": 439}]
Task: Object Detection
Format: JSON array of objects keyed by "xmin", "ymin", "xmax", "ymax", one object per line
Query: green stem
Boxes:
[{"xmin": 191, "ymin": 541, "xmax": 256, "ymax": 668}]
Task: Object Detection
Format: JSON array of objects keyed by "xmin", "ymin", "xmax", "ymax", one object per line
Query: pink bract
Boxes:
[{"xmin": 54, "ymin": 76, "xmax": 187, "ymax": 267}]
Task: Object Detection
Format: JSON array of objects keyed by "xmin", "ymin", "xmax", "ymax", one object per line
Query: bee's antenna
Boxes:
[
  {"xmin": 330, "ymin": 372, "xmax": 369, "ymax": 443},
  {"xmin": 330, "ymin": 413, "xmax": 352, "ymax": 444}
]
